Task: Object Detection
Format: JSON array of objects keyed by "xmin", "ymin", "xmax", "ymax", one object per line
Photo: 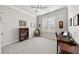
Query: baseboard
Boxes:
[
  {"xmin": 1, "ymin": 37, "xmax": 34, "ymax": 47},
  {"xmin": 1, "ymin": 40, "xmax": 18, "ymax": 47},
  {"xmin": 41, "ymin": 35, "xmax": 57, "ymax": 40},
  {"xmin": 1, "ymin": 36, "xmax": 34, "ymax": 47}
]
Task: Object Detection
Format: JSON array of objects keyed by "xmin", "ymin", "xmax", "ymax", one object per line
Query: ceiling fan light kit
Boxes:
[{"xmin": 31, "ymin": 5, "xmax": 48, "ymax": 12}]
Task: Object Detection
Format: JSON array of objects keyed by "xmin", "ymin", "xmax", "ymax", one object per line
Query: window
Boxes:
[
  {"xmin": 42, "ymin": 18, "xmax": 48, "ymax": 32},
  {"xmin": 42, "ymin": 16, "xmax": 55, "ymax": 33}
]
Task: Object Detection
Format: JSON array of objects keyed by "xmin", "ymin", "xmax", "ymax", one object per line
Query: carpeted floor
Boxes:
[{"xmin": 2, "ymin": 37, "xmax": 57, "ymax": 54}]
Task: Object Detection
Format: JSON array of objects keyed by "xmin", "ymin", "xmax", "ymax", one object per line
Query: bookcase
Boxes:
[{"xmin": 19, "ymin": 28, "xmax": 29, "ymax": 41}]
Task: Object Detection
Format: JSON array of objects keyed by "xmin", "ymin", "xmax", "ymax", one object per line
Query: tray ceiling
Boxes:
[{"xmin": 11, "ymin": 5, "xmax": 66, "ymax": 16}]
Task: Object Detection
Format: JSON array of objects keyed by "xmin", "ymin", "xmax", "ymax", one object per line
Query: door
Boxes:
[{"xmin": 0, "ymin": 17, "xmax": 2, "ymax": 53}]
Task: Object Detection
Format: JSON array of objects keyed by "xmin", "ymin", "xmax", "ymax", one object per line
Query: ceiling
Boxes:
[{"xmin": 12, "ymin": 5, "xmax": 66, "ymax": 16}]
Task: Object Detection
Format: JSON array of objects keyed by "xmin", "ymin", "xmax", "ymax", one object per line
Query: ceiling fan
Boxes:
[{"xmin": 31, "ymin": 5, "xmax": 48, "ymax": 12}]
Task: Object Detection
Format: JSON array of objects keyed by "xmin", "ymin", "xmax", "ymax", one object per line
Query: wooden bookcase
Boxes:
[{"xmin": 19, "ymin": 28, "xmax": 29, "ymax": 42}]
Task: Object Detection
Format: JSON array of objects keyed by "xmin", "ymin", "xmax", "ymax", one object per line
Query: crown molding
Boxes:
[{"xmin": 6, "ymin": 5, "xmax": 36, "ymax": 17}]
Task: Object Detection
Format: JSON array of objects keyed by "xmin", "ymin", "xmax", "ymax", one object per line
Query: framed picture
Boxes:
[
  {"xmin": 70, "ymin": 18, "xmax": 72, "ymax": 26},
  {"xmin": 73, "ymin": 14, "xmax": 79, "ymax": 26},
  {"xmin": 33, "ymin": 23, "xmax": 36, "ymax": 28},
  {"xmin": 30, "ymin": 22, "xmax": 36, "ymax": 28},
  {"xmin": 19, "ymin": 20, "xmax": 27, "ymax": 27},
  {"xmin": 30, "ymin": 23, "xmax": 32, "ymax": 27},
  {"xmin": 59, "ymin": 21, "xmax": 63, "ymax": 29},
  {"xmin": 38, "ymin": 24, "xmax": 40, "ymax": 27}
]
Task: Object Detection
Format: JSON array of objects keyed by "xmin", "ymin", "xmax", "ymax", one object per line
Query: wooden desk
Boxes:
[{"xmin": 57, "ymin": 34, "xmax": 79, "ymax": 54}]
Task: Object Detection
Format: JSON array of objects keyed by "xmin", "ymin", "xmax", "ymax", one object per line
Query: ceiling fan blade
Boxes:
[
  {"xmin": 31, "ymin": 5, "xmax": 48, "ymax": 9},
  {"xmin": 31, "ymin": 5, "xmax": 48, "ymax": 13}
]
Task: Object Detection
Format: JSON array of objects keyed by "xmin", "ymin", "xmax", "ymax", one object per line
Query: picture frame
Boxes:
[
  {"xmin": 30, "ymin": 22, "xmax": 36, "ymax": 28},
  {"xmin": 73, "ymin": 14, "xmax": 79, "ymax": 26},
  {"xmin": 59, "ymin": 21, "xmax": 63, "ymax": 29},
  {"xmin": 70, "ymin": 18, "xmax": 72, "ymax": 26},
  {"xmin": 19, "ymin": 20, "xmax": 27, "ymax": 27},
  {"xmin": 33, "ymin": 23, "xmax": 36, "ymax": 28},
  {"xmin": 38, "ymin": 24, "xmax": 40, "ymax": 27},
  {"xmin": 30, "ymin": 23, "xmax": 32, "ymax": 27}
]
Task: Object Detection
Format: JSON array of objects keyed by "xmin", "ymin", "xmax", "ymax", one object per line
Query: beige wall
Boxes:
[
  {"xmin": 0, "ymin": 17, "xmax": 2, "ymax": 53},
  {"xmin": 68, "ymin": 5, "xmax": 79, "ymax": 44},
  {"xmin": 37, "ymin": 7, "xmax": 68, "ymax": 39},
  {"xmin": 0, "ymin": 6, "xmax": 36, "ymax": 46}
]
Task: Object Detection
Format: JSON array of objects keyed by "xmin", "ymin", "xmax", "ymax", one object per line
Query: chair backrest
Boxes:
[{"xmin": 55, "ymin": 32, "xmax": 58, "ymax": 38}]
